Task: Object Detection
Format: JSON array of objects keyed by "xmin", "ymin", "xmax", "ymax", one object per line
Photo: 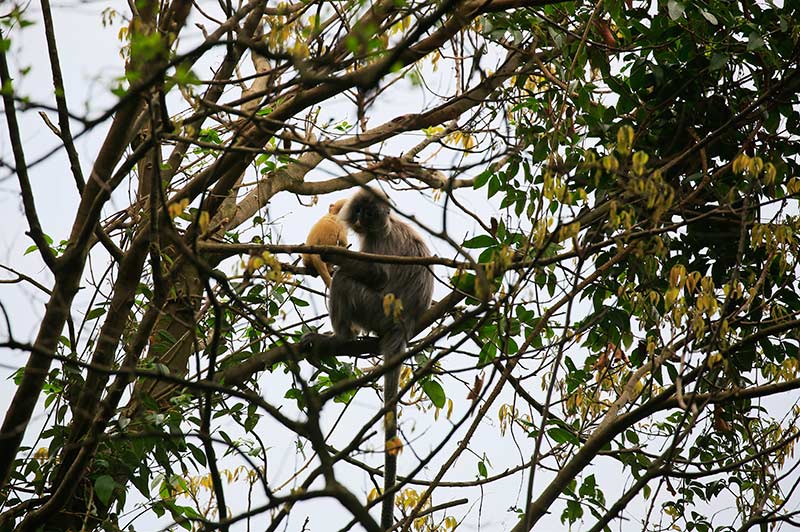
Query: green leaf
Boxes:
[
  {"xmin": 86, "ymin": 307, "xmax": 106, "ymax": 321},
  {"xmin": 285, "ymin": 387, "xmax": 305, "ymax": 408},
  {"xmin": 547, "ymin": 273, "xmax": 557, "ymax": 297},
  {"xmin": 290, "ymin": 296, "xmax": 309, "ymax": 307},
  {"xmin": 547, "ymin": 427, "xmax": 579, "ymax": 445},
  {"xmin": 561, "ymin": 498, "xmax": 583, "ymax": 524},
  {"xmin": 422, "ymin": 380, "xmax": 446, "ymax": 409},
  {"xmin": 244, "ymin": 409, "xmax": 260, "ymax": 432},
  {"xmin": 747, "ymin": 32, "xmax": 764, "ymax": 51},
  {"xmin": 478, "ymin": 460, "xmax": 488, "ymax": 478},
  {"xmin": 488, "ymin": 175, "xmax": 502, "ymax": 198},
  {"xmin": 709, "ymin": 53, "xmax": 728, "ymax": 71},
  {"xmin": 474, "ymin": 169, "xmax": 493, "ymax": 189},
  {"xmin": 579, "ymin": 474, "xmax": 596, "ymax": 497},
  {"xmin": 95, "ymin": 475, "xmax": 116, "ymax": 506},
  {"xmin": 667, "ymin": 0, "xmax": 684, "ymax": 20},
  {"xmin": 180, "ymin": 504, "xmax": 202, "ymax": 519},
  {"xmin": 187, "ymin": 443, "xmax": 207, "ymax": 466},
  {"xmin": 463, "ymin": 235, "xmax": 496, "ymax": 248},
  {"xmin": 478, "ymin": 342, "xmax": 497, "ymax": 366},
  {"xmin": 699, "ymin": 9, "xmax": 718, "ymax": 25}
]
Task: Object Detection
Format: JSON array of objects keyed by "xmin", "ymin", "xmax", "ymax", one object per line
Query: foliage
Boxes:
[{"xmin": 1, "ymin": 0, "xmax": 800, "ymax": 531}]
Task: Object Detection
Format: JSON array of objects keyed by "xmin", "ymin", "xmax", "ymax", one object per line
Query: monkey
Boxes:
[
  {"xmin": 301, "ymin": 187, "xmax": 434, "ymax": 529},
  {"xmin": 301, "ymin": 199, "xmax": 349, "ymax": 288}
]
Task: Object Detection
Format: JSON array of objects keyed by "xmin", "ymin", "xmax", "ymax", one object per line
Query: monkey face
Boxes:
[{"xmin": 343, "ymin": 189, "xmax": 391, "ymax": 234}]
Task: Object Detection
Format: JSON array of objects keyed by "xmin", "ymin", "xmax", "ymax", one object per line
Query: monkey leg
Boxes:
[
  {"xmin": 319, "ymin": 264, "xmax": 333, "ymax": 287},
  {"xmin": 312, "ymin": 255, "xmax": 333, "ymax": 287},
  {"xmin": 329, "ymin": 275, "xmax": 370, "ymax": 338},
  {"xmin": 303, "ymin": 255, "xmax": 333, "ymax": 287}
]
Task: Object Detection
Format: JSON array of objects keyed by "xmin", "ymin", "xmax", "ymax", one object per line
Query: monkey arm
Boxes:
[
  {"xmin": 325, "ymin": 254, "xmax": 388, "ymax": 290},
  {"xmin": 337, "ymin": 227, "xmax": 348, "ymax": 247}
]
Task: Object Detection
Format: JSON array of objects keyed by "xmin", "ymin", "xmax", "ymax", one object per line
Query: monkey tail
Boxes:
[
  {"xmin": 382, "ymin": 365, "xmax": 399, "ymax": 530},
  {"xmin": 380, "ymin": 329, "xmax": 407, "ymax": 530}
]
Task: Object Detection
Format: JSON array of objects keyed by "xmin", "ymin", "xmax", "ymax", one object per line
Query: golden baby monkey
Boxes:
[{"xmin": 302, "ymin": 199, "xmax": 349, "ymax": 287}]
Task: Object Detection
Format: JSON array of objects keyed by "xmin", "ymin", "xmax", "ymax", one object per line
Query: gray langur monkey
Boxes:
[{"xmin": 301, "ymin": 187, "xmax": 434, "ymax": 529}]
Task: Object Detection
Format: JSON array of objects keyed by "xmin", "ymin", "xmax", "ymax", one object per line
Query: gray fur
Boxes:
[
  {"xmin": 328, "ymin": 187, "xmax": 433, "ymax": 529},
  {"xmin": 329, "ymin": 188, "xmax": 434, "ymax": 357}
]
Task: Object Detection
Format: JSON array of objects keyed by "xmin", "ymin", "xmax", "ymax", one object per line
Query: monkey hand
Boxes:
[
  {"xmin": 299, "ymin": 332, "xmax": 339, "ymax": 359},
  {"xmin": 299, "ymin": 332, "xmax": 325, "ymax": 352}
]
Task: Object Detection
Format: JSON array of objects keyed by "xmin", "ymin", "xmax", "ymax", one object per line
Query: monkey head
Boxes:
[
  {"xmin": 328, "ymin": 198, "xmax": 347, "ymax": 215},
  {"xmin": 341, "ymin": 188, "xmax": 391, "ymax": 235}
]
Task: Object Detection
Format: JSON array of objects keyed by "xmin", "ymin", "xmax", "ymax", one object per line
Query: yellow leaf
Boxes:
[
  {"xmin": 616, "ymin": 125, "xmax": 634, "ymax": 155},
  {"xmin": 700, "ymin": 276, "xmax": 714, "ymax": 292},
  {"xmin": 423, "ymin": 125, "xmax": 444, "ymax": 137},
  {"xmin": 292, "ymin": 39, "xmax": 309, "ymax": 58},
  {"xmin": 685, "ymin": 271, "xmax": 701, "ymax": 293},
  {"xmin": 788, "ymin": 177, "xmax": 800, "ymax": 195},
  {"xmin": 732, "ymin": 153, "xmax": 750, "ymax": 175},
  {"xmin": 386, "ymin": 436, "xmax": 403, "ymax": 456},
  {"xmin": 367, "ymin": 487, "xmax": 381, "ymax": 503},
  {"xmin": 748, "ymin": 156, "xmax": 764, "ymax": 176},
  {"xmin": 382, "ymin": 293, "xmax": 396, "ymax": 316},
  {"xmin": 384, "ymin": 410, "xmax": 395, "ymax": 430},
  {"xmin": 601, "ymin": 154, "xmax": 619, "ymax": 173},
  {"xmin": 399, "ymin": 366, "xmax": 412, "ymax": 387},
  {"xmin": 167, "ymin": 202, "xmax": 183, "ymax": 220},
  {"xmin": 198, "ymin": 211, "xmax": 210, "ymax": 234},
  {"xmin": 246, "ymin": 256, "xmax": 264, "ymax": 273},
  {"xmin": 632, "ymin": 150, "xmax": 649, "ymax": 175},
  {"xmin": 764, "ymin": 162, "xmax": 777, "ymax": 185},
  {"xmin": 461, "ymin": 133, "xmax": 475, "ymax": 150},
  {"xmin": 664, "ymin": 287, "xmax": 680, "ymax": 308},
  {"xmin": 669, "ymin": 264, "xmax": 686, "ymax": 289}
]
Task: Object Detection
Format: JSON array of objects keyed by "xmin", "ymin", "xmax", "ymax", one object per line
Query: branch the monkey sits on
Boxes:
[
  {"xmin": 302, "ymin": 199, "xmax": 349, "ymax": 288},
  {"xmin": 301, "ymin": 187, "xmax": 434, "ymax": 529}
]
